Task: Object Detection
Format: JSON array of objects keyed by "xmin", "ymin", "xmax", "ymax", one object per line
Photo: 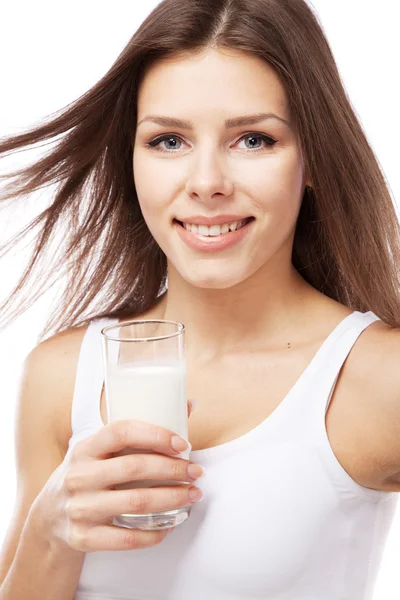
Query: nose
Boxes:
[{"xmin": 184, "ymin": 146, "xmax": 234, "ymax": 202}]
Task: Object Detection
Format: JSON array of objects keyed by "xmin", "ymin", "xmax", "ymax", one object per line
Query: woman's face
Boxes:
[{"xmin": 133, "ymin": 48, "xmax": 309, "ymax": 290}]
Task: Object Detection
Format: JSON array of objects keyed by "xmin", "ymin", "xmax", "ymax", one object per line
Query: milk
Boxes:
[{"xmin": 105, "ymin": 360, "xmax": 190, "ymax": 491}]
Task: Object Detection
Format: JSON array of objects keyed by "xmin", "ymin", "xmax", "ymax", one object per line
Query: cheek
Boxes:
[
  {"xmin": 133, "ymin": 152, "xmax": 176, "ymax": 222},
  {"xmin": 252, "ymin": 158, "xmax": 304, "ymax": 219},
  {"xmin": 271, "ymin": 150, "xmax": 304, "ymax": 205},
  {"xmin": 237, "ymin": 143, "xmax": 304, "ymax": 193},
  {"xmin": 133, "ymin": 166, "xmax": 163, "ymax": 222},
  {"xmin": 250, "ymin": 154, "xmax": 304, "ymax": 243}
]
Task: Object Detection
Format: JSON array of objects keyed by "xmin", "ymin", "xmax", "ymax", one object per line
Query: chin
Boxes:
[{"xmin": 175, "ymin": 264, "xmax": 251, "ymax": 290}]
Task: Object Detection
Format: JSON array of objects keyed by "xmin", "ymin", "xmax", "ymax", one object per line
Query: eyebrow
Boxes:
[{"xmin": 137, "ymin": 112, "xmax": 291, "ymax": 130}]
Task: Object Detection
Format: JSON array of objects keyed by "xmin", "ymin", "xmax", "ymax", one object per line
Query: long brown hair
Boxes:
[{"xmin": 1, "ymin": 0, "xmax": 399, "ymax": 343}]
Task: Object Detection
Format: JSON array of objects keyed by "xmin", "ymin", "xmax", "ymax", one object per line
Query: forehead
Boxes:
[{"xmin": 137, "ymin": 48, "xmax": 289, "ymax": 123}]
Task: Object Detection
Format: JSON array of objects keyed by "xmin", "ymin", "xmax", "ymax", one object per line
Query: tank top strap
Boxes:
[
  {"xmin": 68, "ymin": 316, "xmax": 118, "ymax": 449},
  {"xmin": 301, "ymin": 310, "xmax": 381, "ymax": 426}
]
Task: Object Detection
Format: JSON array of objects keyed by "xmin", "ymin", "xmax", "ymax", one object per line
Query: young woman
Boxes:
[{"xmin": 1, "ymin": 0, "xmax": 400, "ymax": 598}]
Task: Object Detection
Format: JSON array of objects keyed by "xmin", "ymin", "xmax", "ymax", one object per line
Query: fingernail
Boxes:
[
  {"xmin": 171, "ymin": 436, "xmax": 189, "ymax": 452},
  {"xmin": 188, "ymin": 464, "xmax": 206, "ymax": 480},
  {"xmin": 189, "ymin": 487, "xmax": 204, "ymax": 503},
  {"xmin": 188, "ymin": 398, "xmax": 198, "ymax": 411}
]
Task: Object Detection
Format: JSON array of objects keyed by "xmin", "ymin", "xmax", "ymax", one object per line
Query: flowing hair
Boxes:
[{"xmin": 1, "ymin": 0, "xmax": 399, "ymax": 343}]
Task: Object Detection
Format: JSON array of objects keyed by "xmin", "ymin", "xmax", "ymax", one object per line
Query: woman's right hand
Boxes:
[{"xmin": 30, "ymin": 400, "xmax": 204, "ymax": 553}]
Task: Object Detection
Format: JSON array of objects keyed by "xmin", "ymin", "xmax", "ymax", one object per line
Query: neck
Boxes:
[{"xmin": 157, "ymin": 262, "xmax": 320, "ymax": 361}]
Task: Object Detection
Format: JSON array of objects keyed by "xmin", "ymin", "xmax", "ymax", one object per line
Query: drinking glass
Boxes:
[{"xmin": 101, "ymin": 319, "xmax": 190, "ymax": 531}]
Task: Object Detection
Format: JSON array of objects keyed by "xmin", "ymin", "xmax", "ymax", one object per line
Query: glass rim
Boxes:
[{"xmin": 100, "ymin": 319, "xmax": 185, "ymax": 343}]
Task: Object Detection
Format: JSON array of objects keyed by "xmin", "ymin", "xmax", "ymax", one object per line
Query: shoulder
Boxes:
[
  {"xmin": 30, "ymin": 323, "xmax": 90, "ymax": 375},
  {"xmin": 347, "ymin": 316, "xmax": 399, "ymax": 390},
  {"xmin": 343, "ymin": 317, "xmax": 400, "ymax": 490},
  {"xmin": 26, "ymin": 323, "xmax": 91, "ymax": 457},
  {"xmin": 360, "ymin": 318, "xmax": 400, "ymax": 422}
]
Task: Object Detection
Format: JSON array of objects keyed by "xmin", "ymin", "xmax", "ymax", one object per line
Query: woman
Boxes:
[{"xmin": 0, "ymin": 0, "xmax": 399, "ymax": 598}]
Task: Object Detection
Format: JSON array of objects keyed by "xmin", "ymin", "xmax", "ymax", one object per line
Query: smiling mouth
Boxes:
[{"xmin": 174, "ymin": 217, "xmax": 254, "ymax": 233}]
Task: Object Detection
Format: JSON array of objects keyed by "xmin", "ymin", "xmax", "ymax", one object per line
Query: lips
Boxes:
[
  {"xmin": 173, "ymin": 216, "xmax": 255, "ymax": 252},
  {"xmin": 174, "ymin": 217, "xmax": 253, "ymax": 229},
  {"xmin": 174, "ymin": 214, "xmax": 254, "ymax": 227}
]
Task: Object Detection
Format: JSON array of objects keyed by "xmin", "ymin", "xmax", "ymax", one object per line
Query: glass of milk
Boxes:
[{"xmin": 101, "ymin": 319, "xmax": 190, "ymax": 531}]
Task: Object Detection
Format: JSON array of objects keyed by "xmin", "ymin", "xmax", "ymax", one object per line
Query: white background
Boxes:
[{"xmin": 0, "ymin": 1, "xmax": 399, "ymax": 597}]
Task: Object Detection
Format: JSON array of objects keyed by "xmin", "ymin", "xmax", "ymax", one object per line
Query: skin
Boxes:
[
  {"xmin": 118, "ymin": 46, "xmax": 400, "ymax": 497},
  {"xmin": 3, "ymin": 51, "xmax": 399, "ymax": 596},
  {"xmin": 133, "ymin": 47, "xmax": 337, "ymax": 362}
]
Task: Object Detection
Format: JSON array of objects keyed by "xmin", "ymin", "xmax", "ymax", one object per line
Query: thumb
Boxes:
[{"xmin": 187, "ymin": 398, "xmax": 198, "ymax": 417}]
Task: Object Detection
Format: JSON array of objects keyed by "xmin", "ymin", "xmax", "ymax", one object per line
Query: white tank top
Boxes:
[{"xmin": 67, "ymin": 310, "xmax": 398, "ymax": 600}]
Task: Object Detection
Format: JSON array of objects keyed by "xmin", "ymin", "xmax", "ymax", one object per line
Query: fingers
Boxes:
[
  {"xmin": 78, "ymin": 419, "xmax": 190, "ymax": 460},
  {"xmin": 69, "ymin": 522, "xmax": 171, "ymax": 552},
  {"xmin": 72, "ymin": 452, "xmax": 204, "ymax": 491},
  {"xmin": 67, "ymin": 484, "xmax": 203, "ymax": 524}
]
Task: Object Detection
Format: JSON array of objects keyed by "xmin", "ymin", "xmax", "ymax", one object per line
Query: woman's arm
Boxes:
[
  {"xmin": 0, "ymin": 507, "xmax": 84, "ymax": 600},
  {"xmin": 0, "ymin": 328, "xmax": 87, "ymax": 599}
]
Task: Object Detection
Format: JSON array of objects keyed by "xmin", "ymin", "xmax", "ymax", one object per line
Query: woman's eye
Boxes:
[
  {"xmin": 146, "ymin": 135, "xmax": 185, "ymax": 153},
  {"xmin": 237, "ymin": 134, "xmax": 277, "ymax": 152},
  {"xmin": 145, "ymin": 133, "xmax": 277, "ymax": 154}
]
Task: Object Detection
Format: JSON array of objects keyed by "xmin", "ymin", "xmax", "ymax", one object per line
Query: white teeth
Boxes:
[{"xmin": 183, "ymin": 219, "xmax": 248, "ymax": 236}]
